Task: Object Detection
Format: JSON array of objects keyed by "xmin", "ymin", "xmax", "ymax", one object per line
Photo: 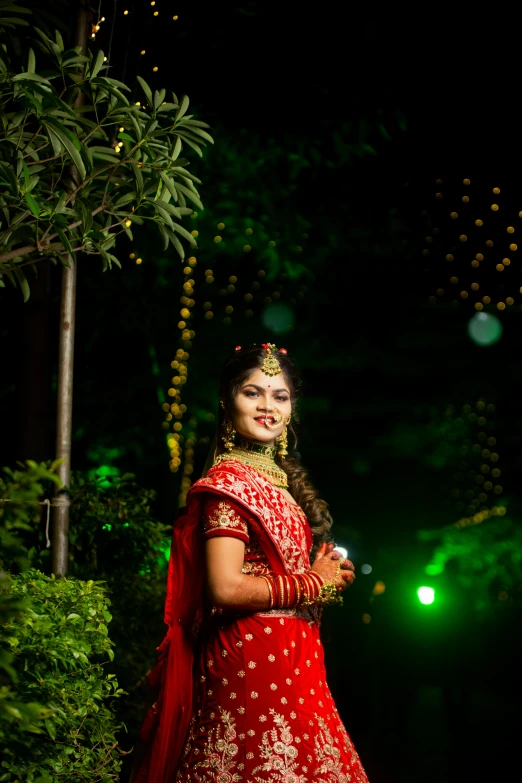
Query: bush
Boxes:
[
  {"xmin": 1, "ymin": 464, "xmax": 171, "ymax": 772},
  {"xmin": 0, "ymin": 570, "xmax": 123, "ymax": 783},
  {"xmin": 0, "ymin": 461, "xmax": 62, "ymax": 738},
  {"xmin": 0, "ymin": 461, "xmax": 61, "ymax": 575},
  {"xmin": 65, "ymin": 473, "xmax": 171, "ymax": 742}
]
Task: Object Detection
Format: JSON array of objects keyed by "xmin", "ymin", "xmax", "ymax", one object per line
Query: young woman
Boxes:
[{"xmin": 135, "ymin": 344, "xmax": 369, "ymax": 783}]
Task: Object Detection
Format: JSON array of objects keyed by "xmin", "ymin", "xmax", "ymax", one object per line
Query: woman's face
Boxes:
[{"xmin": 231, "ymin": 367, "xmax": 292, "ymax": 446}]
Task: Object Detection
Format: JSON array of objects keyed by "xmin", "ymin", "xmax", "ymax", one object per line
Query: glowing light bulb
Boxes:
[{"xmin": 417, "ymin": 586, "xmax": 435, "ymax": 605}]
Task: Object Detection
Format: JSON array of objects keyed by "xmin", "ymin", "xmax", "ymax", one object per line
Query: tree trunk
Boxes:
[{"xmin": 51, "ymin": 0, "xmax": 92, "ymax": 576}]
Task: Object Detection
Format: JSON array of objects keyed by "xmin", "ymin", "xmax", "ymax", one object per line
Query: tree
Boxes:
[
  {"xmin": 0, "ymin": 2, "xmax": 212, "ymax": 574},
  {"xmin": 0, "ymin": 5, "xmax": 212, "ymax": 298}
]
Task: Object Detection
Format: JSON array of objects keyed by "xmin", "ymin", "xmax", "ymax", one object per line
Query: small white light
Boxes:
[
  {"xmin": 361, "ymin": 564, "xmax": 372, "ymax": 575},
  {"xmin": 334, "ymin": 546, "xmax": 348, "ymax": 559}
]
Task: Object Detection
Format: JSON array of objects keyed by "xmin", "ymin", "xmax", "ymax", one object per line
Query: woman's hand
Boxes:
[{"xmin": 310, "ymin": 542, "xmax": 355, "ymax": 592}]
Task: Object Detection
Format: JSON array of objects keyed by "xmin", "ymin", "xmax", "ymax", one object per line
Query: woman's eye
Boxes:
[
  {"xmin": 244, "ymin": 390, "xmax": 258, "ymax": 397},
  {"xmin": 276, "ymin": 396, "xmax": 289, "ymax": 403}
]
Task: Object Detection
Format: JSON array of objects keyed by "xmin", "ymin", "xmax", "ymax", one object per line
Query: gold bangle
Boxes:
[
  {"xmin": 284, "ymin": 577, "xmax": 291, "ymax": 608},
  {"xmin": 278, "ymin": 575, "xmax": 285, "ymax": 609},
  {"xmin": 262, "ymin": 576, "xmax": 274, "ymax": 609},
  {"xmin": 283, "ymin": 576, "xmax": 290, "ymax": 608}
]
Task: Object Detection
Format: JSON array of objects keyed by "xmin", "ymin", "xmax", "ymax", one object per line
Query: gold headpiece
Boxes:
[{"xmin": 261, "ymin": 343, "xmax": 282, "ymax": 376}]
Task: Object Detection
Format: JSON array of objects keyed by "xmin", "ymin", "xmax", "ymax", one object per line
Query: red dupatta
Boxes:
[{"xmin": 133, "ymin": 460, "xmax": 311, "ymax": 783}]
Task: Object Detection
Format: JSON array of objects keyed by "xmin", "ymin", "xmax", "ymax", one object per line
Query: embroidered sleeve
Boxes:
[{"xmin": 203, "ymin": 498, "xmax": 250, "ymax": 543}]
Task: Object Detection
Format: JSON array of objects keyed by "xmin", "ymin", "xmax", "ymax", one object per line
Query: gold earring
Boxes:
[
  {"xmin": 276, "ymin": 424, "xmax": 289, "ymax": 459},
  {"xmin": 222, "ymin": 418, "xmax": 236, "ymax": 451}
]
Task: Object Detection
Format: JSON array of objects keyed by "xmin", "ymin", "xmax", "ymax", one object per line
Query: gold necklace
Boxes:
[{"xmin": 214, "ymin": 438, "xmax": 288, "ymax": 488}]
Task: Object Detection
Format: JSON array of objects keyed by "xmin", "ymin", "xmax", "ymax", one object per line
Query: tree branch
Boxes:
[
  {"xmin": 0, "ymin": 205, "xmax": 104, "ymax": 266},
  {"xmin": 0, "ymin": 242, "xmax": 83, "ymax": 276}
]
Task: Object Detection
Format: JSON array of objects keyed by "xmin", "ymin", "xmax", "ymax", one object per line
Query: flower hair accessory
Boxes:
[{"xmin": 260, "ymin": 343, "xmax": 284, "ymax": 376}]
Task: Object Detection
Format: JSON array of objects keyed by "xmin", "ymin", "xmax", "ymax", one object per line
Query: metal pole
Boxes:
[{"xmin": 51, "ymin": 0, "xmax": 91, "ymax": 576}]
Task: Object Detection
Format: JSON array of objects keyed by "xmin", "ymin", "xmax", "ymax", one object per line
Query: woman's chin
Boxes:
[{"xmin": 239, "ymin": 427, "xmax": 278, "ymax": 444}]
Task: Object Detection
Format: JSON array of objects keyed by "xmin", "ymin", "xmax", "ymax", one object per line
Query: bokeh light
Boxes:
[
  {"xmin": 262, "ymin": 302, "xmax": 295, "ymax": 334},
  {"xmin": 467, "ymin": 312, "xmax": 503, "ymax": 346},
  {"xmin": 417, "ymin": 586, "xmax": 435, "ymax": 605}
]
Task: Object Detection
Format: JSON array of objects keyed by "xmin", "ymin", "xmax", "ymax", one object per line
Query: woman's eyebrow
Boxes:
[{"xmin": 242, "ymin": 383, "xmax": 290, "ymax": 394}]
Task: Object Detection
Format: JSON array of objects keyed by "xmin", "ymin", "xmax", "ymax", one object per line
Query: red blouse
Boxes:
[{"xmin": 203, "ymin": 495, "xmax": 313, "ymax": 580}]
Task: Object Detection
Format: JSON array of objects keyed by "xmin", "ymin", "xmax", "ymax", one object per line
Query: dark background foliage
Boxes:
[{"xmin": 2, "ymin": 3, "xmax": 522, "ymax": 782}]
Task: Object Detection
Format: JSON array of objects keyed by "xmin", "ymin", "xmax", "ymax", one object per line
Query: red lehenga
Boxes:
[{"xmin": 135, "ymin": 460, "xmax": 369, "ymax": 783}]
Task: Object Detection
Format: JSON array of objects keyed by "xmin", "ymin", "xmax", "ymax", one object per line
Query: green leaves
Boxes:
[
  {"xmin": 42, "ymin": 117, "xmax": 86, "ymax": 180},
  {"xmin": 0, "ymin": 25, "xmax": 213, "ymax": 299},
  {"xmin": 24, "ymin": 192, "xmax": 39, "ymax": 217},
  {"xmin": 90, "ymin": 48, "xmax": 105, "ymax": 80},
  {"xmin": 0, "ymin": 569, "xmax": 123, "ymax": 781},
  {"xmin": 13, "ymin": 266, "xmax": 30, "ymax": 301},
  {"xmin": 175, "ymin": 94, "xmax": 190, "ymax": 121},
  {"xmin": 137, "ymin": 75, "xmax": 153, "ymax": 106}
]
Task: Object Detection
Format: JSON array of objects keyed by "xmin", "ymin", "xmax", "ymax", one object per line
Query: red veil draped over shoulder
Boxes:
[{"xmin": 133, "ymin": 459, "xmax": 312, "ymax": 783}]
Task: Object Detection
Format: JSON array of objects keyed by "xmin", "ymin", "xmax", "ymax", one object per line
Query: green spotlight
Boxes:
[{"xmin": 417, "ymin": 586, "xmax": 435, "ymax": 605}]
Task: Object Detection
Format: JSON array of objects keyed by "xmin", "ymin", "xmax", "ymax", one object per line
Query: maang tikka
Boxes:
[{"xmin": 261, "ymin": 343, "xmax": 283, "ymax": 376}]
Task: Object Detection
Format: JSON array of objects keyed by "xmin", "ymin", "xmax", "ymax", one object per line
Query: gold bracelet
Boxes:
[{"xmin": 316, "ymin": 580, "xmax": 343, "ymax": 606}]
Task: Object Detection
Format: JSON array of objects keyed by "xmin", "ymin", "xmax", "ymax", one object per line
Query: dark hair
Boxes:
[{"xmin": 218, "ymin": 344, "xmax": 333, "ymax": 549}]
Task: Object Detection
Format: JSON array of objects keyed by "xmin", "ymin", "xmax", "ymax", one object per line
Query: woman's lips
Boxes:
[{"xmin": 254, "ymin": 416, "xmax": 274, "ymax": 427}]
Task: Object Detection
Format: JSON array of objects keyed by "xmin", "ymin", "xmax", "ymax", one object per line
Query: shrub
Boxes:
[
  {"xmin": 1, "ymin": 464, "xmax": 171, "ymax": 767},
  {"xmin": 0, "ymin": 461, "xmax": 62, "ymax": 738},
  {"xmin": 65, "ymin": 473, "xmax": 171, "ymax": 741},
  {"xmin": 0, "ymin": 570, "xmax": 124, "ymax": 783}
]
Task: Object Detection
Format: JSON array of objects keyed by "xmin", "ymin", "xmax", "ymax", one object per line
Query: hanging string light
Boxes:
[
  {"xmin": 446, "ymin": 399, "xmax": 503, "ymax": 526},
  {"xmin": 424, "ymin": 178, "xmax": 522, "ymax": 310}
]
